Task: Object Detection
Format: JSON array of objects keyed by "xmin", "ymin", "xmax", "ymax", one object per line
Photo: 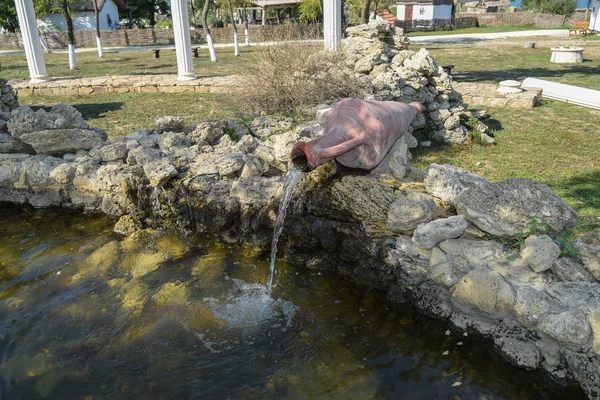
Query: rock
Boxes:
[
  {"xmin": 521, "ymin": 235, "xmax": 561, "ymax": 273},
  {"xmin": 450, "ymin": 268, "xmax": 515, "ymax": 319},
  {"xmin": 589, "ymin": 309, "xmax": 600, "ymax": 355},
  {"xmin": 50, "ymin": 163, "xmax": 75, "ymax": 184},
  {"xmin": 493, "ymin": 322, "xmax": 542, "ymax": 370},
  {"xmin": 236, "ymin": 135, "xmax": 259, "ymax": 154},
  {"xmin": 480, "ymin": 133, "xmax": 496, "ymax": 145},
  {"xmin": 403, "ymin": 48, "xmax": 439, "ymax": 76},
  {"xmin": 435, "ymin": 126, "xmax": 468, "ymax": 144},
  {"xmin": 8, "ymin": 106, "xmax": 87, "ymax": 139},
  {"xmin": 189, "ymin": 120, "xmax": 227, "ymax": 144},
  {"xmin": 424, "ymin": 164, "xmax": 488, "ymax": 204},
  {"xmin": 574, "ymin": 229, "xmax": 600, "ymax": 281},
  {"xmin": 538, "ymin": 310, "xmax": 592, "ymax": 347},
  {"xmin": 158, "ymin": 132, "xmax": 189, "ymax": 151},
  {"xmin": 143, "ymin": 158, "xmax": 178, "ymax": 187},
  {"xmin": 217, "ymin": 152, "xmax": 246, "ymax": 177},
  {"xmin": 443, "ymin": 115, "xmax": 460, "ymax": 130},
  {"xmin": 250, "ymin": 115, "xmax": 294, "ymax": 139},
  {"xmin": 514, "ymin": 285, "xmax": 563, "ymax": 328},
  {"xmin": 94, "ymin": 142, "xmax": 128, "ymax": 162},
  {"xmin": 127, "ymin": 147, "xmax": 163, "ymax": 166},
  {"xmin": 552, "ymin": 256, "xmax": 596, "ymax": 282},
  {"xmin": 563, "ymin": 349, "xmax": 600, "ymax": 400},
  {"xmin": 114, "ymin": 215, "xmax": 142, "ymax": 235},
  {"xmin": 355, "ymin": 57, "xmax": 375, "ymax": 74},
  {"xmin": 240, "ymin": 154, "xmax": 269, "ymax": 178},
  {"xmin": 19, "ymin": 129, "xmax": 106, "ymax": 156},
  {"xmin": 412, "ymin": 215, "xmax": 469, "ymax": 249},
  {"xmin": 154, "ymin": 116, "xmax": 185, "ymax": 133},
  {"xmin": 0, "ymin": 133, "xmax": 34, "ymax": 154},
  {"xmin": 454, "ymin": 178, "xmax": 578, "ymax": 237},
  {"xmin": 439, "ymin": 238, "xmax": 504, "ymax": 266},
  {"xmin": 316, "ymin": 108, "xmax": 330, "ymax": 126},
  {"xmin": 386, "ymin": 190, "xmax": 436, "ymax": 232}
]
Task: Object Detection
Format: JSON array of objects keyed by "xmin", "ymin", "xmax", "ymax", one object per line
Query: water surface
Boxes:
[{"xmin": 0, "ymin": 206, "xmax": 585, "ymax": 399}]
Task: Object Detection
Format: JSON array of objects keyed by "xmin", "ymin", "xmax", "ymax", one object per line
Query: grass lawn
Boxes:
[
  {"xmin": 421, "ymin": 39, "xmax": 600, "ymax": 90},
  {"xmin": 407, "ymin": 25, "xmax": 562, "ymax": 37},
  {"xmin": 1, "ymin": 46, "xmax": 253, "ymax": 80},
  {"xmin": 20, "ymin": 92, "xmax": 240, "ymax": 139}
]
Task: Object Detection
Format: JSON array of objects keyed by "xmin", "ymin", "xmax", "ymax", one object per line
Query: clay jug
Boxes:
[{"xmin": 291, "ymin": 99, "xmax": 424, "ymax": 171}]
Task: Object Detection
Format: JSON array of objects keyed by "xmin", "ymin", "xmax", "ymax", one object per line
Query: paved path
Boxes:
[
  {"xmin": 408, "ymin": 29, "xmax": 569, "ymax": 44},
  {"xmin": 0, "ymin": 30, "xmax": 571, "ymax": 56}
]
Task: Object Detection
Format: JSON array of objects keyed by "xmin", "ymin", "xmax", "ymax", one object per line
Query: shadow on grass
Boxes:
[
  {"xmin": 29, "ymin": 102, "xmax": 124, "ymax": 120},
  {"xmin": 554, "ymin": 168, "xmax": 600, "ymax": 223},
  {"xmin": 453, "ymin": 64, "xmax": 600, "ymax": 83}
]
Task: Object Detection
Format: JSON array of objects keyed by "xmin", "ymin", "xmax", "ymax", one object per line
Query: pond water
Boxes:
[{"xmin": 0, "ymin": 206, "xmax": 585, "ymax": 399}]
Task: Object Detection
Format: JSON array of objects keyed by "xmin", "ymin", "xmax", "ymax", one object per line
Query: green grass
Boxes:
[
  {"xmin": 421, "ymin": 40, "xmax": 600, "ymax": 90},
  {"xmin": 1, "ymin": 46, "xmax": 253, "ymax": 80},
  {"xmin": 407, "ymin": 25, "xmax": 562, "ymax": 37},
  {"xmin": 20, "ymin": 92, "xmax": 240, "ymax": 139},
  {"xmin": 411, "ymin": 100, "xmax": 600, "ymax": 233}
]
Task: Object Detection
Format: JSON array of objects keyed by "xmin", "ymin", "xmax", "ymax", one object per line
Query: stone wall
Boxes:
[{"xmin": 0, "ymin": 24, "xmax": 323, "ymax": 50}]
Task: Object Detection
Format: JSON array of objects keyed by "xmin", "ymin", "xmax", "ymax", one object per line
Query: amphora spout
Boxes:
[{"xmin": 291, "ymin": 99, "xmax": 425, "ymax": 171}]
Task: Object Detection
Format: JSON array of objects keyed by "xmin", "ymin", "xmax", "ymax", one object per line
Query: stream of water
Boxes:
[
  {"xmin": 0, "ymin": 206, "xmax": 587, "ymax": 399},
  {"xmin": 267, "ymin": 168, "xmax": 304, "ymax": 296}
]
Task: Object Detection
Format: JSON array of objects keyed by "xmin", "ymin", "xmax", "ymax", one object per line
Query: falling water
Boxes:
[{"xmin": 267, "ymin": 168, "xmax": 304, "ymax": 296}]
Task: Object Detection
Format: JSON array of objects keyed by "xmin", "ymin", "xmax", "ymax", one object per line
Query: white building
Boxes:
[
  {"xmin": 396, "ymin": 0, "xmax": 453, "ymax": 21},
  {"xmin": 590, "ymin": 0, "xmax": 600, "ymax": 32},
  {"xmin": 42, "ymin": 0, "xmax": 133, "ymax": 31}
]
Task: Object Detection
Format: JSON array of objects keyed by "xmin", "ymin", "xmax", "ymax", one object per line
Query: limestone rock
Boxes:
[
  {"xmin": 563, "ymin": 349, "xmax": 600, "ymax": 400},
  {"xmin": 217, "ymin": 152, "xmax": 245, "ymax": 177},
  {"xmin": 7, "ymin": 105, "xmax": 88, "ymax": 139},
  {"xmin": 450, "ymin": 268, "xmax": 515, "ymax": 319},
  {"xmin": 454, "ymin": 178, "xmax": 579, "ymax": 237},
  {"xmin": 189, "ymin": 119, "xmax": 247, "ymax": 144},
  {"xmin": 128, "ymin": 147, "xmax": 163, "ymax": 166},
  {"xmin": 143, "ymin": 158, "xmax": 178, "ymax": 187},
  {"xmin": 0, "ymin": 133, "xmax": 34, "ymax": 154},
  {"xmin": 439, "ymin": 238, "xmax": 504, "ymax": 266},
  {"xmin": 236, "ymin": 135, "xmax": 259, "ymax": 154},
  {"xmin": 552, "ymin": 256, "xmax": 596, "ymax": 282},
  {"xmin": 50, "ymin": 163, "xmax": 75, "ymax": 184},
  {"xmin": 19, "ymin": 129, "xmax": 106, "ymax": 156},
  {"xmin": 386, "ymin": 190, "xmax": 436, "ymax": 233},
  {"xmin": 424, "ymin": 163, "xmax": 488, "ymax": 204},
  {"xmin": 114, "ymin": 215, "xmax": 142, "ymax": 235},
  {"xmin": 403, "ymin": 48, "xmax": 439, "ymax": 77},
  {"xmin": 574, "ymin": 229, "xmax": 600, "ymax": 281},
  {"xmin": 412, "ymin": 215, "xmax": 468, "ymax": 249},
  {"xmin": 493, "ymin": 322, "xmax": 542, "ymax": 370},
  {"xmin": 538, "ymin": 310, "xmax": 592, "ymax": 347},
  {"xmin": 240, "ymin": 154, "xmax": 269, "ymax": 178},
  {"xmin": 521, "ymin": 235, "xmax": 561, "ymax": 273},
  {"xmin": 93, "ymin": 142, "xmax": 129, "ymax": 162},
  {"xmin": 158, "ymin": 132, "xmax": 190, "ymax": 151},
  {"xmin": 250, "ymin": 115, "xmax": 294, "ymax": 139},
  {"xmin": 154, "ymin": 115, "xmax": 184, "ymax": 133},
  {"xmin": 443, "ymin": 115, "xmax": 460, "ymax": 130},
  {"xmin": 514, "ymin": 285, "xmax": 563, "ymax": 328}
]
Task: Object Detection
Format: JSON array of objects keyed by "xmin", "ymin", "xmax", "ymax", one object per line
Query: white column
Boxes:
[
  {"xmin": 262, "ymin": 7, "xmax": 266, "ymax": 26},
  {"xmin": 170, "ymin": 0, "xmax": 197, "ymax": 80},
  {"xmin": 324, "ymin": 0, "xmax": 342, "ymax": 51},
  {"xmin": 14, "ymin": 0, "xmax": 50, "ymax": 83}
]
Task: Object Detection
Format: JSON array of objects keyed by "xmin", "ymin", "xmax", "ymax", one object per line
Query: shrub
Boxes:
[{"xmin": 239, "ymin": 42, "xmax": 368, "ymax": 116}]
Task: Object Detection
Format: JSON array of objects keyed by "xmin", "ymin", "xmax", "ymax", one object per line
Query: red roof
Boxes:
[{"xmin": 378, "ymin": 10, "xmax": 398, "ymax": 23}]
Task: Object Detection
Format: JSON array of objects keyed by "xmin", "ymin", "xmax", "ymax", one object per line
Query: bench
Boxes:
[
  {"xmin": 569, "ymin": 21, "xmax": 590, "ymax": 37},
  {"xmin": 151, "ymin": 47, "xmax": 201, "ymax": 59},
  {"xmin": 441, "ymin": 64, "xmax": 455, "ymax": 75}
]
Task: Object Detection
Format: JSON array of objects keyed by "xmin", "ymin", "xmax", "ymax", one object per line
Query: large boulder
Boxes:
[
  {"xmin": 424, "ymin": 164, "xmax": 488, "ymax": 204},
  {"xmin": 412, "ymin": 215, "xmax": 468, "ymax": 249},
  {"xmin": 7, "ymin": 105, "xmax": 88, "ymax": 139},
  {"xmin": 450, "ymin": 268, "xmax": 515, "ymax": 319},
  {"xmin": 19, "ymin": 128, "xmax": 107, "ymax": 156},
  {"xmin": 0, "ymin": 133, "xmax": 34, "ymax": 154},
  {"xmin": 520, "ymin": 235, "xmax": 561, "ymax": 273},
  {"xmin": 454, "ymin": 178, "xmax": 578, "ymax": 237},
  {"xmin": 386, "ymin": 190, "xmax": 436, "ymax": 233}
]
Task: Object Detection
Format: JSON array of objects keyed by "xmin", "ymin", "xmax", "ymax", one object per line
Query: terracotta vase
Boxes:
[{"xmin": 291, "ymin": 99, "xmax": 425, "ymax": 171}]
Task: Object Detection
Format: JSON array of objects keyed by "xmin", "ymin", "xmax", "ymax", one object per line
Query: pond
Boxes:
[{"xmin": 0, "ymin": 206, "xmax": 585, "ymax": 399}]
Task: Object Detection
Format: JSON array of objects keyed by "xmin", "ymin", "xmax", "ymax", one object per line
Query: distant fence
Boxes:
[
  {"xmin": 0, "ymin": 23, "xmax": 323, "ymax": 50},
  {"xmin": 395, "ymin": 16, "xmax": 478, "ymax": 32},
  {"xmin": 395, "ymin": 11, "xmax": 588, "ymax": 32}
]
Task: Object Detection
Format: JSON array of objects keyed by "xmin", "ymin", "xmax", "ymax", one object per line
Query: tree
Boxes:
[
  {"xmin": 127, "ymin": 0, "xmax": 170, "ymax": 27},
  {"xmin": 361, "ymin": 0, "xmax": 371, "ymax": 23},
  {"xmin": 520, "ymin": 0, "xmax": 576, "ymax": 22},
  {"xmin": 93, "ymin": 0, "xmax": 103, "ymax": 58},
  {"xmin": 35, "ymin": 0, "xmax": 86, "ymax": 69},
  {"xmin": 584, "ymin": 0, "xmax": 592, "ymax": 21},
  {"xmin": 0, "ymin": 2, "xmax": 19, "ymax": 33},
  {"xmin": 226, "ymin": 0, "xmax": 239, "ymax": 56},
  {"xmin": 202, "ymin": 0, "xmax": 217, "ymax": 61},
  {"xmin": 298, "ymin": 0, "xmax": 321, "ymax": 22}
]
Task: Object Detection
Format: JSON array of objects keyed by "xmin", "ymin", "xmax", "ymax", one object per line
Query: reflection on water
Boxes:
[{"xmin": 0, "ymin": 206, "xmax": 585, "ymax": 399}]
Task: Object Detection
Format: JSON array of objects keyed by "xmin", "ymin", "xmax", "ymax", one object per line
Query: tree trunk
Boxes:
[
  {"xmin": 202, "ymin": 0, "xmax": 217, "ymax": 61},
  {"xmin": 190, "ymin": 0, "xmax": 197, "ymax": 28},
  {"xmin": 94, "ymin": 0, "xmax": 103, "ymax": 58},
  {"xmin": 63, "ymin": 0, "xmax": 77, "ymax": 69},
  {"xmin": 149, "ymin": 0, "xmax": 156, "ymax": 27},
  {"xmin": 585, "ymin": 0, "xmax": 592, "ymax": 21},
  {"xmin": 361, "ymin": 0, "xmax": 371, "ymax": 23},
  {"xmin": 243, "ymin": 7, "xmax": 250, "ymax": 46},
  {"xmin": 227, "ymin": 0, "xmax": 240, "ymax": 56}
]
